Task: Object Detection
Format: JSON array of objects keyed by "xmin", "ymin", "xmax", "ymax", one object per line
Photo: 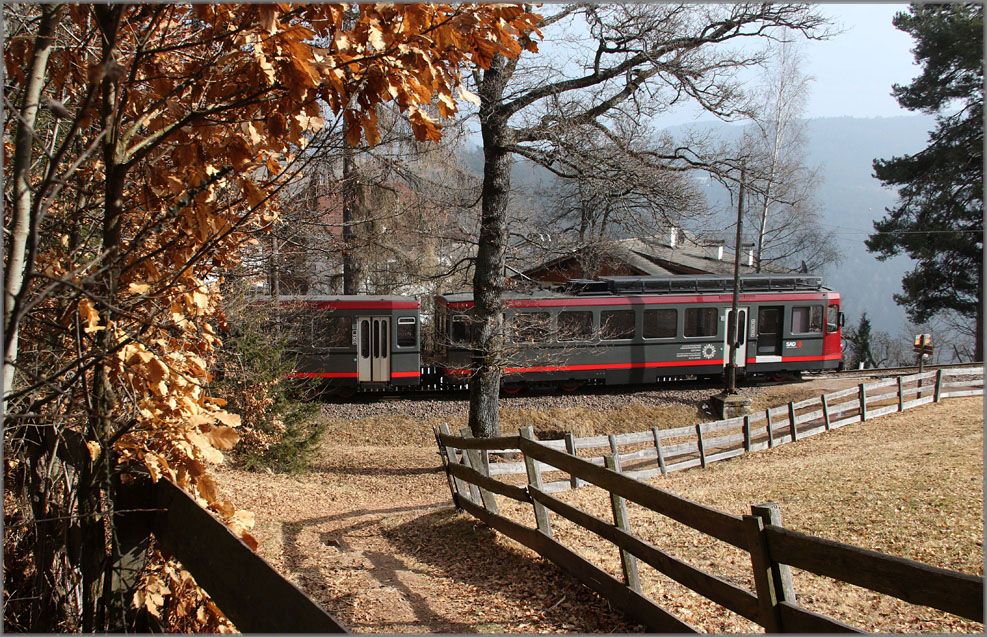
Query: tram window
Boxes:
[
  {"xmin": 643, "ymin": 309, "xmax": 677, "ymax": 338},
  {"xmin": 311, "ymin": 312, "xmax": 353, "ymax": 348},
  {"xmin": 684, "ymin": 308, "xmax": 718, "ymax": 337},
  {"xmin": 450, "ymin": 315, "xmax": 472, "ymax": 345},
  {"xmin": 826, "ymin": 305, "xmax": 839, "ymax": 332},
  {"xmin": 360, "ymin": 319, "xmax": 371, "ymax": 358},
  {"xmin": 397, "ymin": 316, "xmax": 417, "ymax": 347},
  {"xmin": 280, "ymin": 321, "xmax": 309, "ymax": 352},
  {"xmin": 513, "ymin": 312, "xmax": 551, "ymax": 343},
  {"xmin": 558, "ymin": 311, "xmax": 594, "ymax": 342},
  {"xmin": 601, "ymin": 310, "xmax": 635, "ymax": 340},
  {"xmin": 792, "ymin": 305, "xmax": 823, "ymax": 333}
]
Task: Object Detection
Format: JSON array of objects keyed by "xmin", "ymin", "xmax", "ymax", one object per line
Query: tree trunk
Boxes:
[
  {"xmin": 342, "ymin": 127, "xmax": 361, "ymax": 295},
  {"xmin": 84, "ymin": 7, "xmax": 127, "ymax": 630},
  {"xmin": 3, "ymin": 5, "xmax": 59, "ymax": 404},
  {"xmin": 468, "ymin": 56, "xmax": 513, "ymax": 438},
  {"xmin": 976, "ymin": 264, "xmax": 983, "ymax": 362}
]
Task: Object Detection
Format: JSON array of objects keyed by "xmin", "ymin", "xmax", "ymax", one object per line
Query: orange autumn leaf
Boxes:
[{"xmin": 205, "ymin": 426, "xmax": 239, "ymax": 450}]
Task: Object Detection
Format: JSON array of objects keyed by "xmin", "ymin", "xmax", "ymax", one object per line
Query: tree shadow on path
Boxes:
[{"xmin": 382, "ymin": 508, "xmax": 644, "ymax": 633}]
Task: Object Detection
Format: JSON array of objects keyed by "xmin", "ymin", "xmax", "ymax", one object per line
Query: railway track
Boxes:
[
  {"xmin": 814, "ymin": 361, "xmax": 983, "ymax": 380},
  {"xmin": 311, "ymin": 362, "xmax": 983, "ymax": 404}
]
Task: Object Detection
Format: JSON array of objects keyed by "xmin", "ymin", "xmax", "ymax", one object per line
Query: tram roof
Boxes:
[{"xmin": 438, "ymin": 274, "xmax": 832, "ymax": 303}]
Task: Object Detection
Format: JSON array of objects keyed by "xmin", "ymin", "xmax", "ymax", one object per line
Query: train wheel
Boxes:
[{"xmin": 560, "ymin": 380, "xmax": 582, "ymax": 394}]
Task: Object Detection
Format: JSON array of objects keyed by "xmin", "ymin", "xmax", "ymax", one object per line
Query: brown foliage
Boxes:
[{"xmin": 3, "ymin": 3, "xmax": 539, "ymax": 631}]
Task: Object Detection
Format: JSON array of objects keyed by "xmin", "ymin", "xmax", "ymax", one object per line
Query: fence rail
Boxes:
[
  {"xmin": 435, "ymin": 366, "xmax": 984, "ymax": 633},
  {"xmin": 115, "ymin": 478, "xmax": 348, "ymax": 633},
  {"xmin": 477, "ymin": 367, "xmax": 983, "ymax": 491}
]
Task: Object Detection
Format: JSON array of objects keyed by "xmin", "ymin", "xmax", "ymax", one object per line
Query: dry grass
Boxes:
[
  {"xmin": 316, "ymin": 377, "xmax": 865, "ymax": 448},
  {"xmin": 216, "ymin": 377, "xmax": 982, "ymax": 633},
  {"xmin": 497, "ymin": 397, "xmax": 984, "ymax": 633}
]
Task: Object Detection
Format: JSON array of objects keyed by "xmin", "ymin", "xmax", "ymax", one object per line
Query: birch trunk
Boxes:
[{"xmin": 4, "ymin": 6, "xmax": 59, "ymax": 403}]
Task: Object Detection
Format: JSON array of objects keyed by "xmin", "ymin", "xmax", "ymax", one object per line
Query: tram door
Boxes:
[
  {"xmin": 724, "ymin": 307, "xmax": 749, "ymax": 368},
  {"xmin": 357, "ymin": 317, "xmax": 391, "ymax": 382},
  {"xmin": 756, "ymin": 306, "xmax": 784, "ymax": 357}
]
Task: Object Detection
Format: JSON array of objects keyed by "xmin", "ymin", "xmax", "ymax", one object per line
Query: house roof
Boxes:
[{"xmin": 517, "ymin": 230, "xmax": 777, "ymax": 282}]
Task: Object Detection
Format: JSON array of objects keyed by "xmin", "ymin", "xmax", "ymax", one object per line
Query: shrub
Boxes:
[{"xmin": 214, "ymin": 297, "xmax": 323, "ymax": 474}]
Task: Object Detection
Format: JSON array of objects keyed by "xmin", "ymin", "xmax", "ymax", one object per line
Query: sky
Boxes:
[
  {"xmin": 803, "ymin": 3, "xmax": 920, "ymax": 119},
  {"xmin": 655, "ymin": 3, "xmax": 921, "ymax": 126}
]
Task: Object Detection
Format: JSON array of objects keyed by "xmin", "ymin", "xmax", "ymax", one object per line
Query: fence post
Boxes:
[
  {"xmin": 859, "ymin": 383, "xmax": 868, "ymax": 421},
  {"xmin": 651, "ymin": 426, "xmax": 667, "ymax": 475},
  {"xmin": 563, "ymin": 432, "xmax": 580, "ymax": 489},
  {"xmin": 434, "ymin": 426, "xmax": 459, "ymax": 507},
  {"xmin": 745, "ymin": 502, "xmax": 796, "ymax": 633},
  {"xmin": 519, "ymin": 426, "xmax": 553, "ymax": 537},
  {"xmin": 108, "ymin": 477, "xmax": 155, "ymax": 631},
  {"xmin": 787, "ymin": 402, "xmax": 798, "ymax": 442},
  {"xmin": 765, "ymin": 410, "xmax": 774, "ymax": 448},
  {"xmin": 897, "ymin": 376, "xmax": 905, "ymax": 411},
  {"xmin": 742, "ymin": 416, "xmax": 751, "ymax": 452},
  {"xmin": 439, "ymin": 424, "xmax": 466, "ymax": 509},
  {"xmin": 459, "ymin": 427, "xmax": 482, "ymax": 504},
  {"xmin": 604, "ymin": 453, "xmax": 641, "ymax": 593},
  {"xmin": 695, "ymin": 424, "xmax": 707, "ymax": 468},
  {"xmin": 934, "ymin": 369, "xmax": 944, "ymax": 402},
  {"xmin": 821, "ymin": 394, "xmax": 831, "ymax": 431},
  {"xmin": 459, "ymin": 428, "xmax": 499, "ymax": 514}
]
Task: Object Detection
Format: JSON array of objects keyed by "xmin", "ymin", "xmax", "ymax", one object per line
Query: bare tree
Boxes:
[
  {"xmin": 539, "ymin": 116, "xmax": 703, "ymax": 270},
  {"xmin": 743, "ymin": 38, "xmax": 840, "ymax": 273},
  {"xmin": 466, "ymin": 4, "xmax": 830, "ymax": 437},
  {"xmin": 244, "ymin": 105, "xmax": 482, "ymax": 299}
]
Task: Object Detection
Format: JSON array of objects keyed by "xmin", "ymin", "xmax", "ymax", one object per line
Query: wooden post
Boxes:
[
  {"xmin": 695, "ymin": 424, "xmax": 707, "ymax": 468},
  {"xmin": 651, "ymin": 426, "xmax": 667, "ymax": 475},
  {"xmin": 745, "ymin": 502, "xmax": 797, "ymax": 633},
  {"xmin": 787, "ymin": 402, "xmax": 798, "ymax": 442},
  {"xmin": 564, "ymin": 432, "xmax": 579, "ymax": 489},
  {"xmin": 604, "ymin": 453, "xmax": 641, "ymax": 593},
  {"xmin": 459, "ymin": 428, "xmax": 499, "ymax": 514},
  {"xmin": 608, "ymin": 433, "xmax": 620, "ymax": 459},
  {"xmin": 434, "ymin": 426, "xmax": 459, "ymax": 506},
  {"xmin": 519, "ymin": 426, "xmax": 553, "ymax": 537},
  {"xmin": 765, "ymin": 410, "xmax": 774, "ymax": 448},
  {"xmin": 934, "ymin": 369, "xmax": 944, "ymax": 402},
  {"xmin": 897, "ymin": 376, "xmax": 905, "ymax": 411},
  {"xmin": 859, "ymin": 383, "xmax": 868, "ymax": 421},
  {"xmin": 821, "ymin": 394, "xmax": 831, "ymax": 430},
  {"xmin": 742, "ymin": 416, "xmax": 751, "ymax": 452},
  {"xmin": 753, "ymin": 504, "xmax": 796, "ymax": 602},
  {"xmin": 458, "ymin": 428, "xmax": 483, "ymax": 505},
  {"xmin": 439, "ymin": 424, "xmax": 466, "ymax": 508},
  {"xmin": 108, "ymin": 477, "xmax": 154, "ymax": 631}
]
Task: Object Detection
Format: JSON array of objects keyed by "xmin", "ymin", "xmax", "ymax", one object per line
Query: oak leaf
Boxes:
[
  {"xmin": 214, "ymin": 411, "xmax": 241, "ymax": 428},
  {"xmin": 205, "ymin": 425, "xmax": 239, "ymax": 450}
]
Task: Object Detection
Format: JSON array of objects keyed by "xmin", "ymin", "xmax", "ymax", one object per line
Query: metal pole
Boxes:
[{"xmin": 726, "ymin": 163, "xmax": 746, "ymax": 395}]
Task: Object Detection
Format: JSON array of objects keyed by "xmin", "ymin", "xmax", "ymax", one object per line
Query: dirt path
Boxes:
[
  {"xmin": 216, "ymin": 444, "xmax": 642, "ymax": 632},
  {"xmin": 216, "ymin": 379, "xmax": 982, "ymax": 633}
]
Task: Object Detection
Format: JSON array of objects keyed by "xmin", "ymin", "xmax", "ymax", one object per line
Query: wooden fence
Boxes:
[
  {"xmin": 112, "ymin": 477, "xmax": 348, "ymax": 633},
  {"xmin": 434, "ymin": 366, "xmax": 984, "ymax": 633},
  {"xmin": 478, "ymin": 366, "xmax": 984, "ymax": 492}
]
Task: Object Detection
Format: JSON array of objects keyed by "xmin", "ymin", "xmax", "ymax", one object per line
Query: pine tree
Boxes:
[
  {"xmin": 846, "ymin": 313, "xmax": 878, "ymax": 369},
  {"xmin": 867, "ymin": 3, "xmax": 983, "ymax": 361}
]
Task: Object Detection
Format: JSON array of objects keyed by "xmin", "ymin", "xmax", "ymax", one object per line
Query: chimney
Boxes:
[
  {"xmin": 716, "ymin": 242, "xmax": 725, "ymax": 261},
  {"xmin": 669, "ymin": 226, "xmax": 677, "ymax": 248},
  {"xmin": 741, "ymin": 242, "xmax": 755, "ymax": 267}
]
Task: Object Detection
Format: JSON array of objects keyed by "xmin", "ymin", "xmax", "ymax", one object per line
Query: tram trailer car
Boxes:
[
  {"xmin": 269, "ymin": 295, "xmax": 423, "ymax": 388},
  {"xmin": 433, "ymin": 274, "xmax": 844, "ymax": 389}
]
